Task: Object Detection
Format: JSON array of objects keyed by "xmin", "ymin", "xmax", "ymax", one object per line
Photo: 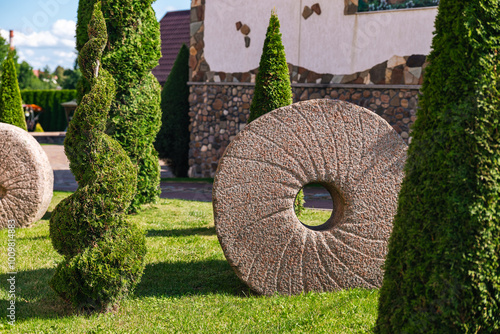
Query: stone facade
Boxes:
[{"xmin": 188, "ymin": 83, "xmax": 419, "ymax": 178}]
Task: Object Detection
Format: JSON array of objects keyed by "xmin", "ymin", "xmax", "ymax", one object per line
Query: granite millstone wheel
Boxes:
[
  {"xmin": 213, "ymin": 99, "xmax": 407, "ymax": 295},
  {"xmin": 0, "ymin": 123, "xmax": 53, "ymax": 228}
]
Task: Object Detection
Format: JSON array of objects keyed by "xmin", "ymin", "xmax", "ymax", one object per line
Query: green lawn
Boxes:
[{"xmin": 0, "ymin": 192, "xmax": 379, "ymax": 333}]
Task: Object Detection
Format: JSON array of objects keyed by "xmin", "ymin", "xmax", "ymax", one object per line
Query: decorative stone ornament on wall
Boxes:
[
  {"xmin": 0, "ymin": 122, "xmax": 53, "ymax": 228},
  {"xmin": 235, "ymin": 21, "xmax": 251, "ymax": 48},
  {"xmin": 303, "ymin": 3, "xmax": 321, "ymax": 19},
  {"xmin": 213, "ymin": 99, "xmax": 407, "ymax": 295}
]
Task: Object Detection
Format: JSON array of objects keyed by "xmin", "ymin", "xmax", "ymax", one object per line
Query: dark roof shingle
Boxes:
[{"xmin": 152, "ymin": 10, "xmax": 190, "ymax": 86}]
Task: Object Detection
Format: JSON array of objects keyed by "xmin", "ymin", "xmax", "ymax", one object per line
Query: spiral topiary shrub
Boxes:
[
  {"xmin": 49, "ymin": 2, "xmax": 146, "ymax": 312},
  {"xmin": 77, "ymin": 0, "xmax": 162, "ymax": 212},
  {"xmin": 376, "ymin": 0, "xmax": 500, "ymax": 332},
  {"xmin": 0, "ymin": 53, "xmax": 27, "ymax": 130}
]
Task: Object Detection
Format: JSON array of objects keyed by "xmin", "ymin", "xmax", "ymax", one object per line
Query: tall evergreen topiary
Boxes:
[
  {"xmin": 248, "ymin": 10, "xmax": 292, "ymax": 123},
  {"xmin": 49, "ymin": 2, "xmax": 146, "ymax": 312},
  {"xmin": 248, "ymin": 10, "xmax": 304, "ymax": 214},
  {"xmin": 376, "ymin": 1, "xmax": 500, "ymax": 332},
  {"xmin": 77, "ymin": 0, "xmax": 162, "ymax": 212},
  {"xmin": 0, "ymin": 53, "xmax": 27, "ymax": 130},
  {"xmin": 155, "ymin": 44, "xmax": 190, "ymax": 177}
]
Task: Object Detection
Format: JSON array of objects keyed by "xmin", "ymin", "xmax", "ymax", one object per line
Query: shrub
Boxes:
[
  {"xmin": 376, "ymin": 1, "xmax": 500, "ymax": 332},
  {"xmin": 248, "ymin": 10, "xmax": 292, "ymax": 123},
  {"xmin": 77, "ymin": 0, "xmax": 162, "ymax": 211},
  {"xmin": 155, "ymin": 44, "xmax": 190, "ymax": 177},
  {"xmin": 0, "ymin": 53, "xmax": 27, "ymax": 130},
  {"xmin": 34, "ymin": 123, "xmax": 44, "ymax": 132},
  {"xmin": 49, "ymin": 3, "xmax": 146, "ymax": 312},
  {"xmin": 248, "ymin": 11, "xmax": 304, "ymax": 215},
  {"xmin": 21, "ymin": 89, "xmax": 76, "ymax": 131}
]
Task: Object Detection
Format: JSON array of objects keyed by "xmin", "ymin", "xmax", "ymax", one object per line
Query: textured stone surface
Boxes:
[
  {"xmin": 0, "ymin": 123, "xmax": 53, "ymax": 228},
  {"xmin": 213, "ymin": 99, "xmax": 407, "ymax": 295}
]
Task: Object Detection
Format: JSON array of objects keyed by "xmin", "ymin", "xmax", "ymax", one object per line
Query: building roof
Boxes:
[{"xmin": 152, "ymin": 10, "xmax": 191, "ymax": 86}]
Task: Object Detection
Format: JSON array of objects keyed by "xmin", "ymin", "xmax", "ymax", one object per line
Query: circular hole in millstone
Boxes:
[
  {"xmin": 0, "ymin": 184, "xmax": 7, "ymax": 200},
  {"xmin": 294, "ymin": 182, "xmax": 345, "ymax": 231}
]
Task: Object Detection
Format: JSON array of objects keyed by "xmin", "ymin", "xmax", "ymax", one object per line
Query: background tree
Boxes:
[
  {"xmin": 77, "ymin": 0, "xmax": 162, "ymax": 212},
  {"xmin": 38, "ymin": 65, "xmax": 52, "ymax": 81},
  {"xmin": 17, "ymin": 61, "xmax": 39, "ymax": 90},
  {"xmin": 0, "ymin": 52, "xmax": 27, "ymax": 130},
  {"xmin": 248, "ymin": 10, "xmax": 304, "ymax": 214},
  {"xmin": 61, "ymin": 67, "xmax": 82, "ymax": 90},
  {"xmin": 155, "ymin": 44, "xmax": 190, "ymax": 177},
  {"xmin": 53, "ymin": 65, "xmax": 65, "ymax": 86},
  {"xmin": 376, "ymin": 0, "xmax": 500, "ymax": 332},
  {"xmin": 49, "ymin": 3, "xmax": 146, "ymax": 312}
]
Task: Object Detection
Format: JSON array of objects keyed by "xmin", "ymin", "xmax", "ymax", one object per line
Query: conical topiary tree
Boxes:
[
  {"xmin": 155, "ymin": 44, "xmax": 190, "ymax": 177},
  {"xmin": 0, "ymin": 53, "xmax": 27, "ymax": 130},
  {"xmin": 248, "ymin": 10, "xmax": 304, "ymax": 214},
  {"xmin": 248, "ymin": 10, "xmax": 292, "ymax": 123},
  {"xmin": 49, "ymin": 2, "xmax": 146, "ymax": 312},
  {"xmin": 376, "ymin": 1, "xmax": 500, "ymax": 332},
  {"xmin": 77, "ymin": 0, "xmax": 162, "ymax": 212}
]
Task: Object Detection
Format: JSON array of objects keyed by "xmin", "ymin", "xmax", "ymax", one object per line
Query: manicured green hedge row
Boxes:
[{"xmin": 21, "ymin": 89, "xmax": 76, "ymax": 131}]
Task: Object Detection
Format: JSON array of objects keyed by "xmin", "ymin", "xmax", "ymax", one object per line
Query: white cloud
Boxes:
[
  {"xmin": 61, "ymin": 39, "xmax": 75, "ymax": 48},
  {"xmin": 54, "ymin": 50, "xmax": 75, "ymax": 59},
  {"xmin": 1, "ymin": 21, "xmax": 77, "ymax": 70},
  {"xmin": 1, "ymin": 20, "xmax": 75, "ymax": 49},
  {"xmin": 0, "ymin": 29, "xmax": 8, "ymax": 40},
  {"xmin": 28, "ymin": 55, "xmax": 51, "ymax": 69},
  {"xmin": 52, "ymin": 19, "xmax": 76, "ymax": 39},
  {"xmin": 15, "ymin": 30, "xmax": 59, "ymax": 47}
]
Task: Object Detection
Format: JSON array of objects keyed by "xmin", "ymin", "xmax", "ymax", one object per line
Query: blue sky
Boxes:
[{"xmin": 0, "ymin": 0, "xmax": 191, "ymax": 71}]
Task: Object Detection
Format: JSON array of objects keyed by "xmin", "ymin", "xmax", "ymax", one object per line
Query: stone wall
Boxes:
[{"xmin": 188, "ymin": 83, "xmax": 419, "ymax": 178}]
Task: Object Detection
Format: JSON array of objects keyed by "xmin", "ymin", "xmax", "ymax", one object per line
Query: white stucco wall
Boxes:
[{"xmin": 203, "ymin": 1, "xmax": 438, "ymax": 75}]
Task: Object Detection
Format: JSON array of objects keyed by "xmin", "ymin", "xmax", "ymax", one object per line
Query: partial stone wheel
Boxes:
[
  {"xmin": 213, "ymin": 100, "xmax": 407, "ymax": 295},
  {"xmin": 0, "ymin": 123, "xmax": 53, "ymax": 228}
]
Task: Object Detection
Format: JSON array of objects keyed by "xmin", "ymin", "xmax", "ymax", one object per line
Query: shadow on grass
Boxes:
[
  {"xmin": 42, "ymin": 210, "xmax": 52, "ymax": 220},
  {"xmin": 18, "ymin": 235, "xmax": 49, "ymax": 241},
  {"xmin": 0, "ymin": 259, "xmax": 249, "ymax": 321},
  {"xmin": 0, "ymin": 268, "xmax": 73, "ymax": 321},
  {"xmin": 146, "ymin": 226, "xmax": 215, "ymax": 238},
  {"xmin": 135, "ymin": 259, "xmax": 250, "ymax": 298}
]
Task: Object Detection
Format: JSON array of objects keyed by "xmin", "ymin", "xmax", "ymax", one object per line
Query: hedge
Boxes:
[
  {"xmin": 21, "ymin": 89, "xmax": 76, "ymax": 131},
  {"xmin": 375, "ymin": 0, "xmax": 500, "ymax": 332},
  {"xmin": 77, "ymin": 0, "xmax": 162, "ymax": 211},
  {"xmin": 155, "ymin": 44, "xmax": 190, "ymax": 177}
]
